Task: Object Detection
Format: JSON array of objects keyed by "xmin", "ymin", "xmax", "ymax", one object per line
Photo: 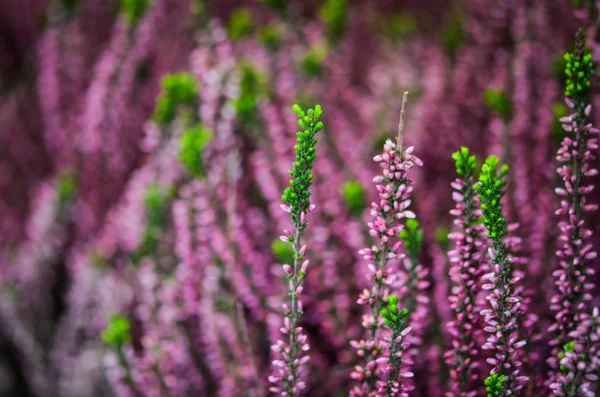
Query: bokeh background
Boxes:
[{"xmin": 0, "ymin": 0, "xmax": 598, "ymax": 396}]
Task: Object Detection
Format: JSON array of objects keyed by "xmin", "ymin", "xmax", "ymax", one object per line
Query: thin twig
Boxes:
[{"xmin": 397, "ymin": 91, "xmax": 410, "ymax": 152}]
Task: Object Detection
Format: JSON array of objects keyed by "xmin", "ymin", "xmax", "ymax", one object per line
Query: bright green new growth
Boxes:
[
  {"xmin": 474, "ymin": 156, "xmax": 509, "ymax": 242},
  {"xmin": 483, "ymin": 89, "xmax": 513, "ymax": 121},
  {"xmin": 441, "ymin": 8, "xmax": 466, "ymax": 59},
  {"xmin": 133, "ymin": 185, "xmax": 172, "ymax": 262},
  {"xmin": 435, "ymin": 226, "xmax": 450, "ymax": 249},
  {"xmin": 144, "ymin": 185, "xmax": 170, "ymax": 228},
  {"xmin": 484, "ymin": 374, "xmax": 506, "ymax": 397},
  {"xmin": 341, "ymin": 180, "xmax": 366, "ymax": 216},
  {"xmin": 272, "ymin": 238, "xmax": 294, "ymax": 265},
  {"xmin": 301, "ymin": 44, "xmax": 328, "ymax": 77},
  {"xmin": 380, "ymin": 295, "xmax": 409, "ymax": 328},
  {"xmin": 227, "ymin": 9, "xmax": 253, "ymax": 40},
  {"xmin": 121, "ymin": 0, "xmax": 152, "ymax": 28},
  {"xmin": 57, "ymin": 171, "xmax": 78, "ymax": 204},
  {"xmin": 452, "ymin": 146, "xmax": 477, "ymax": 177},
  {"xmin": 564, "ymin": 40, "xmax": 594, "ymax": 100},
  {"xmin": 282, "ymin": 105, "xmax": 323, "ymax": 224},
  {"xmin": 102, "ymin": 314, "xmax": 131, "ymax": 347},
  {"xmin": 399, "ymin": 219, "xmax": 423, "ymax": 259},
  {"xmin": 558, "ymin": 341, "xmax": 584, "ymax": 374},
  {"xmin": 380, "ymin": 295, "xmax": 411, "ymax": 395},
  {"xmin": 318, "ymin": 0, "xmax": 347, "ymax": 45},
  {"xmin": 178, "ymin": 124, "xmax": 212, "ymax": 178},
  {"xmin": 153, "ymin": 73, "xmax": 199, "ymax": 125},
  {"xmin": 235, "ymin": 64, "xmax": 266, "ymax": 122},
  {"xmin": 258, "ymin": 24, "xmax": 283, "ymax": 52}
]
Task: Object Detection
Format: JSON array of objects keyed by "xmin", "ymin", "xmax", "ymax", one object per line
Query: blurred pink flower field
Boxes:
[{"xmin": 1, "ymin": 0, "xmax": 600, "ymax": 396}]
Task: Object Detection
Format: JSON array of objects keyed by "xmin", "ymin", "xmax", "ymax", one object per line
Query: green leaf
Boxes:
[
  {"xmin": 318, "ymin": 0, "xmax": 347, "ymax": 45},
  {"xmin": 300, "ymin": 44, "xmax": 328, "ymax": 77},
  {"xmin": 483, "ymin": 89, "xmax": 513, "ymax": 121},
  {"xmin": 441, "ymin": 7, "xmax": 466, "ymax": 59},
  {"xmin": 272, "ymin": 239, "xmax": 294, "ymax": 264},
  {"xmin": 153, "ymin": 72, "xmax": 199, "ymax": 124},
  {"xmin": 227, "ymin": 9, "xmax": 253, "ymax": 40},
  {"xmin": 102, "ymin": 314, "xmax": 131, "ymax": 347},
  {"xmin": 57, "ymin": 170, "xmax": 78, "ymax": 204},
  {"xmin": 234, "ymin": 63, "xmax": 266, "ymax": 122},
  {"xmin": 341, "ymin": 180, "xmax": 367, "ymax": 216},
  {"xmin": 121, "ymin": 0, "xmax": 152, "ymax": 28},
  {"xmin": 178, "ymin": 124, "xmax": 213, "ymax": 178},
  {"xmin": 258, "ymin": 23, "xmax": 283, "ymax": 51}
]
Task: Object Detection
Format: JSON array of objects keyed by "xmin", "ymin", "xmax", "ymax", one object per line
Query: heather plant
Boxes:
[
  {"xmin": 547, "ymin": 30, "xmax": 600, "ymax": 397},
  {"xmin": 350, "ymin": 94, "xmax": 423, "ymax": 396},
  {"xmin": 269, "ymin": 104, "xmax": 323, "ymax": 396},
  {"xmin": 475, "ymin": 156, "xmax": 528, "ymax": 396},
  {"xmin": 445, "ymin": 146, "xmax": 487, "ymax": 396}
]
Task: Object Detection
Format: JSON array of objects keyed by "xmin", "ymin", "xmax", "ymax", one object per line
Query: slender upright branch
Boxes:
[
  {"xmin": 269, "ymin": 104, "xmax": 323, "ymax": 396},
  {"xmin": 397, "ymin": 91, "xmax": 409, "ymax": 152}
]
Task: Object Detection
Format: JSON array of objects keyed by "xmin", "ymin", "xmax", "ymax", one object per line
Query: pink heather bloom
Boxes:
[
  {"xmin": 350, "ymin": 139, "xmax": 422, "ymax": 396},
  {"xmin": 548, "ymin": 99, "xmax": 599, "ymax": 393},
  {"xmin": 444, "ymin": 177, "xmax": 488, "ymax": 397},
  {"xmin": 548, "ymin": 308, "xmax": 600, "ymax": 397}
]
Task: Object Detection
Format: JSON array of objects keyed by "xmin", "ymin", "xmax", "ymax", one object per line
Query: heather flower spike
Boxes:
[
  {"xmin": 548, "ymin": 30, "xmax": 599, "ymax": 396},
  {"xmin": 269, "ymin": 104, "xmax": 323, "ymax": 396},
  {"xmin": 350, "ymin": 92, "xmax": 422, "ymax": 396},
  {"xmin": 377, "ymin": 296, "xmax": 414, "ymax": 396},
  {"xmin": 445, "ymin": 146, "xmax": 487, "ymax": 396},
  {"xmin": 475, "ymin": 156, "xmax": 528, "ymax": 396}
]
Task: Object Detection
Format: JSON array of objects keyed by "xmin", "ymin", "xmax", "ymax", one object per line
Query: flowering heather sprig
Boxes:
[
  {"xmin": 350, "ymin": 135, "xmax": 422, "ymax": 396},
  {"xmin": 549, "ymin": 308, "xmax": 600, "ymax": 397},
  {"xmin": 269, "ymin": 104, "xmax": 323, "ymax": 396},
  {"xmin": 445, "ymin": 147, "xmax": 487, "ymax": 397},
  {"xmin": 548, "ymin": 31, "xmax": 599, "ymax": 396},
  {"xmin": 376, "ymin": 295, "xmax": 414, "ymax": 397},
  {"xmin": 475, "ymin": 156, "xmax": 528, "ymax": 396}
]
